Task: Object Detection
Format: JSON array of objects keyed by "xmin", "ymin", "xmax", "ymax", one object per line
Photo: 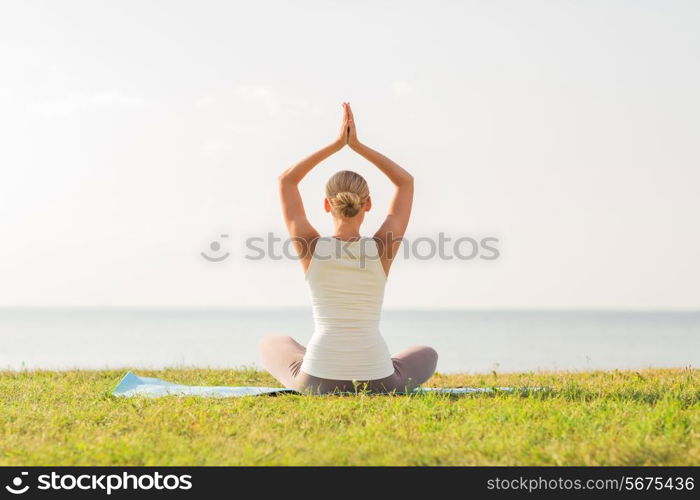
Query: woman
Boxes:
[{"xmin": 259, "ymin": 102, "xmax": 438, "ymax": 394}]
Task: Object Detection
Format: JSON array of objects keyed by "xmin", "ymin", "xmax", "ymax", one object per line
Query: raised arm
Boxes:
[
  {"xmin": 346, "ymin": 103, "xmax": 414, "ymax": 274},
  {"xmin": 278, "ymin": 103, "xmax": 350, "ymax": 269}
]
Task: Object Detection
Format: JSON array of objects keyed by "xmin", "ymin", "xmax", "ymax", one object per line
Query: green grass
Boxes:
[{"xmin": 0, "ymin": 368, "xmax": 697, "ymax": 465}]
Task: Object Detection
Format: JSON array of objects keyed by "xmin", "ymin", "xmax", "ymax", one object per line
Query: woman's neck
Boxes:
[{"xmin": 332, "ymin": 219, "xmax": 362, "ymax": 241}]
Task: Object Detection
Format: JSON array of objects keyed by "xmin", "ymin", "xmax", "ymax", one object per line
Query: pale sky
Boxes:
[{"xmin": 1, "ymin": 0, "xmax": 699, "ymax": 309}]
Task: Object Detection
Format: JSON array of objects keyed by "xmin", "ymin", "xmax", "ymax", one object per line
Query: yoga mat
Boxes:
[{"xmin": 113, "ymin": 372, "xmax": 545, "ymax": 398}]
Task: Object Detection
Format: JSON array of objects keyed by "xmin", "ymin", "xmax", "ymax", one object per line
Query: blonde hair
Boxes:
[{"xmin": 325, "ymin": 170, "xmax": 369, "ymax": 218}]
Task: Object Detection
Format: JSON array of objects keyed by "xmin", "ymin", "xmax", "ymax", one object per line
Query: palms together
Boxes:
[{"xmin": 337, "ymin": 102, "xmax": 360, "ymax": 148}]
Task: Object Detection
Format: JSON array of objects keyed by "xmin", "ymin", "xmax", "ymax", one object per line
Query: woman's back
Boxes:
[
  {"xmin": 260, "ymin": 101, "xmax": 436, "ymax": 393},
  {"xmin": 299, "ymin": 237, "xmax": 395, "ymax": 380}
]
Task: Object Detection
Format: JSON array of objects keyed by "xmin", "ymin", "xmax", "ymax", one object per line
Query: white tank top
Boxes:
[{"xmin": 299, "ymin": 236, "xmax": 395, "ymax": 380}]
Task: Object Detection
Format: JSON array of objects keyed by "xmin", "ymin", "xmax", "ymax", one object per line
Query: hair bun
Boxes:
[
  {"xmin": 325, "ymin": 170, "xmax": 369, "ymax": 218},
  {"xmin": 333, "ymin": 191, "xmax": 362, "ymax": 218}
]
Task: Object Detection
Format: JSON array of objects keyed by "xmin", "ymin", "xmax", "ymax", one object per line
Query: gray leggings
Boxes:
[{"xmin": 259, "ymin": 335, "xmax": 438, "ymax": 394}]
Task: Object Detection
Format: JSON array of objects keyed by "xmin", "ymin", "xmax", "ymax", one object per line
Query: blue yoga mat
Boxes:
[{"xmin": 113, "ymin": 372, "xmax": 543, "ymax": 397}]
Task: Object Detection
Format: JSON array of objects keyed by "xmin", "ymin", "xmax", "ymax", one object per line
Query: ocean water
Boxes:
[{"xmin": 0, "ymin": 309, "xmax": 697, "ymax": 373}]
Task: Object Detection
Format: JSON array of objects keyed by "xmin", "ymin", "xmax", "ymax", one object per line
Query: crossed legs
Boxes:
[{"xmin": 258, "ymin": 335, "xmax": 438, "ymax": 394}]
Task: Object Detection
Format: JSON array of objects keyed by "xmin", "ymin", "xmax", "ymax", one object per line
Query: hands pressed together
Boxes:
[{"xmin": 335, "ymin": 102, "xmax": 361, "ymax": 151}]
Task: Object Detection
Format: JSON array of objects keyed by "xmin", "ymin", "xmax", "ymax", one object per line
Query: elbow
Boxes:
[
  {"xmin": 278, "ymin": 168, "xmax": 301, "ymax": 185},
  {"xmin": 401, "ymin": 173, "xmax": 414, "ymax": 186},
  {"xmin": 278, "ymin": 172, "xmax": 292, "ymax": 185}
]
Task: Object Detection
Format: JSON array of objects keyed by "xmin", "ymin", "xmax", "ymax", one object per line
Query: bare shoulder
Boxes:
[{"xmin": 372, "ymin": 234, "xmax": 396, "ymax": 277}]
